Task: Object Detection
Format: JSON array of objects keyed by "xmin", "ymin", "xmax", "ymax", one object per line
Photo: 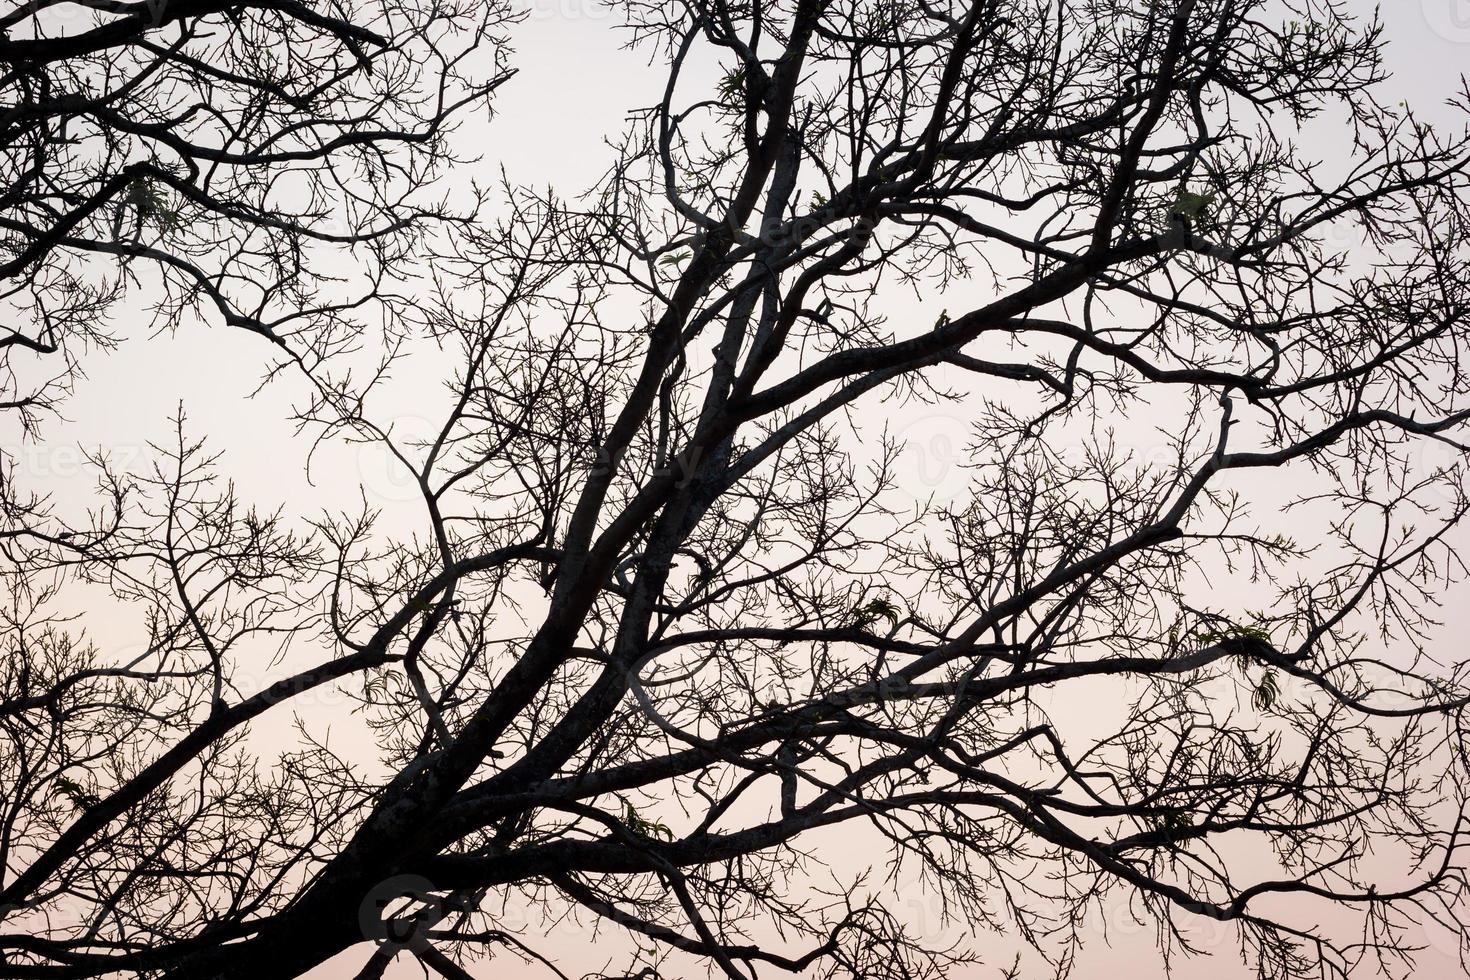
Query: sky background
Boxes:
[{"xmin": 10, "ymin": 0, "xmax": 1470, "ymax": 977}]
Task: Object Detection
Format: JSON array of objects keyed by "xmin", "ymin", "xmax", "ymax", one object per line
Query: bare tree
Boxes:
[{"xmin": 4, "ymin": 0, "xmax": 1470, "ymax": 978}]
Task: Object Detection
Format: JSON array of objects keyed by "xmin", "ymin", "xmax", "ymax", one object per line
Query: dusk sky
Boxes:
[{"xmin": 8, "ymin": 1, "xmax": 1470, "ymax": 978}]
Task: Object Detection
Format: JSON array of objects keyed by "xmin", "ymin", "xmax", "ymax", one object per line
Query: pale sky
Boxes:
[{"xmin": 9, "ymin": 1, "xmax": 1470, "ymax": 977}]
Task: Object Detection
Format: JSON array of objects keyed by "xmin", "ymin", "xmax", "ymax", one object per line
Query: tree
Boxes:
[{"xmin": 4, "ymin": 0, "xmax": 1470, "ymax": 977}]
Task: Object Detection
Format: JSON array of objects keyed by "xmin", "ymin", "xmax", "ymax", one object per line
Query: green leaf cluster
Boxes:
[
  {"xmin": 1167, "ymin": 184, "xmax": 1216, "ymax": 230},
  {"xmin": 128, "ymin": 177, "xmax": 182, "ymax": 232},
  {"xmin": 53, "ymin": 775, "xmax": 100, "ymax": 812},
  {"xmin": 850, "ymin": 596, "xmax": 900, "ymax": 632},
  {"xmin": 624, "ymin": 802, "xmax": 674, "ymax": 841}
]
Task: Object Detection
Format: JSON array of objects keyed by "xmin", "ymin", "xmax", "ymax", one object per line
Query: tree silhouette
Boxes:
[{"xmin": 4, "ymin": 0, "xmax": 1470, "ymax": 978}]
